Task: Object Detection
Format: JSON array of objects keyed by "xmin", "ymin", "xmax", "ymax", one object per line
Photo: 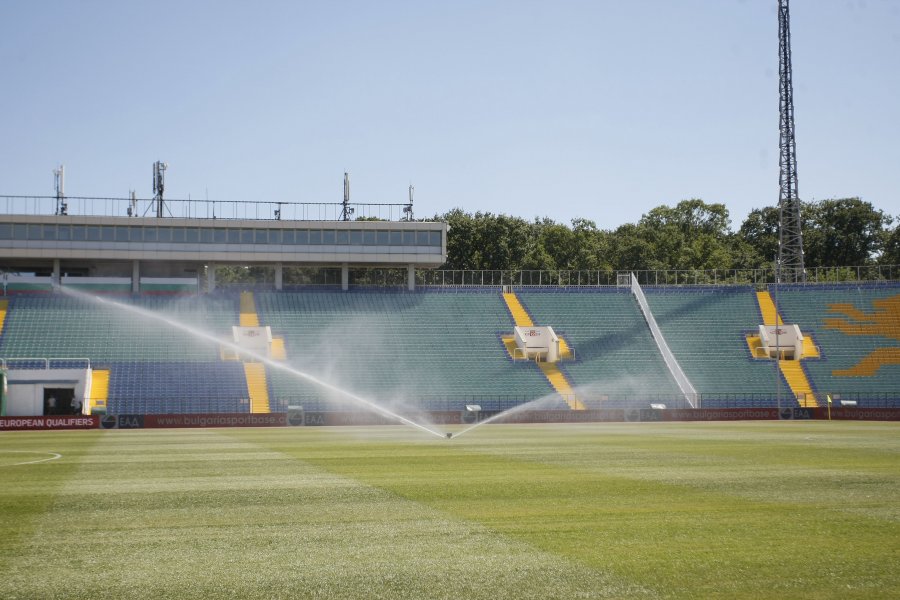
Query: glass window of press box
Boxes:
[{"xmin": 0, "ymin": 224, "xmax": 443, "ymax": 247}]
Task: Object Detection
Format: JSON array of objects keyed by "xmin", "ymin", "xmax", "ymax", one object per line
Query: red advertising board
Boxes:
[{"xmin": 0, "ymin": 415, "xmax": 99, "ymax": 431}]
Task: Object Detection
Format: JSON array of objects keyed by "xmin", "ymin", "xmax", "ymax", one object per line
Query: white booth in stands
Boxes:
[
  {"xmin": 232, "ymin": 326, "xmax": 272, "ymax": 352},
  {"xmin": 758, "ymin": 324, "xmax": 804, "ymax": 359},
  {"xmin": 513, "ymin": 326, "xmax": 561, "ymax": 363}
]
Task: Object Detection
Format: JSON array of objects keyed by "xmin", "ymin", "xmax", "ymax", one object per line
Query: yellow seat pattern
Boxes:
[{"xmin": 823, "ymin": 295, "xmax": 900, "ymax": 376}]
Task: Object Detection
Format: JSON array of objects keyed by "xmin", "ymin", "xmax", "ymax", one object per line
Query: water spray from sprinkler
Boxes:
[{"xmin": 59, "ymin": 287, "xmax": 448, "ymax": 439}]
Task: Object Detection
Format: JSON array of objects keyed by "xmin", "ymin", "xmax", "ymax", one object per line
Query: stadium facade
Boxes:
[
  {"xmin": 0, "ymin": 202, "xmax": 898, "ymax": 425},
  {"xmin": 0, "ymin": 213, "xmax": 446, "ymax": 292}
]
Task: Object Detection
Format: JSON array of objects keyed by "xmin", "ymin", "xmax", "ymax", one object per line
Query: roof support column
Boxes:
[
  {"xmin": 52, "ymin": 259, "xmax": 60, "ymax": 287},
  {"xmin": 408, "ymin": 264, "xmax": 415, "ymax": 291},
  {"xmin": 132, "ymin": 260, "xmax": 140, "ymax": 294},
  {"xmin": 341, "ymin": 263, "xmax": 349, "ymax": 291},
  {"xmin": 275, "ymin": 262, "xmax": 283, "ymax": 291},
  {"xmin": 207, "ymin": 262, "xmax": 216, "ymax": 293}
]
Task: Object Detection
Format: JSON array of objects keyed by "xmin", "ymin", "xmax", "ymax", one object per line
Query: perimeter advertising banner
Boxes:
[
  {"xmin": 0, "ymin": 415, "xmax": 99, "ymax": 431},
  {"xmin": 662, "ymin": 408, "xmax": 780, "ymax": 421},
  {"xmin": 142, "ymin": 413, "xmax": 287, "ymax": 428},
  {"xmin": 497, "ymin": 409, "xmax": 626, "ymax": 424},
  {"xmin": 817, "ymin": 407, "xmax": 900, "ymax": 421}
]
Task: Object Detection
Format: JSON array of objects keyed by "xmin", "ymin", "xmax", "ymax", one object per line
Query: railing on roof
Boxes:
[
  {"xmin": 0, "ymin": 195, "xmax": 414, "ymax": 222},
  {"xmin": 416, "ymin": 266, "xmax": 900, "ymax": 287}
]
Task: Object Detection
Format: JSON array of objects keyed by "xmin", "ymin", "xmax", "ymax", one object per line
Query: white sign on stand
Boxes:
[
  {"xmin": 513, "ymin": 326, "xmax": 560, "ymax": 362},
  {"xmin": 758, "ymin": 324, "xmax": 804, "ymax": 359},
  {"xmin": 232, "ymin": 326, "xmax": 273, "ymax": 352}
]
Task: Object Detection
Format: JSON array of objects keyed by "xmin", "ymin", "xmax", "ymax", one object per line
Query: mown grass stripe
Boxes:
[
  {"xmin": 0, "ymin": 431, "xmax": 104, "ymax": 560},
  {"xmin": 0, "ymin": 429, "xmax": 649, "ymax": 600},
  {"xmin": 236, "ymin": 423, "xmax": 899, "ymax": 599}
]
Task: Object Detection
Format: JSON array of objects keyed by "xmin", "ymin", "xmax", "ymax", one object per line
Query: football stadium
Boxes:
[
  {"xmin": 2, "ymin": 1, "xmax": 899, "ymax": 599},
  {"xmin": 1, "ymin": 191, "xmax": 898, "ymax": 600}
]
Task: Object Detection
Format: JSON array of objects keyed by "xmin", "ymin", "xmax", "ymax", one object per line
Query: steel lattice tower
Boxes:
[{"xmin": 777, "ymin": 0, "xmax": 805, "ymax": 282}]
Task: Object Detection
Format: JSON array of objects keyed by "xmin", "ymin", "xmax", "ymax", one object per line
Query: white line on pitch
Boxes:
[{"xmin": 0, "ymin": 451, "xmax": 63, "ymax": 467}]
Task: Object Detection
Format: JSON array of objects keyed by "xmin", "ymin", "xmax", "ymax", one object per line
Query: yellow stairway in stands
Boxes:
[
  {"xmin": 239, "ymin": 291, "xmax": 260, "ymax": 326},
  {"xmin": 89, "ymin": 369, "xmax": 110, "ymax": 414},
  {"xmin": 270, "ymin": 337, "xmax": 287, "ymax": 360},
  {"xmin": 538, "ymin": 362, "xmax": 584, "ymax": 409},
  {"xmin": 755, "ymin": 290, "xmax": 818, "ymax": 407},
  {"xmin": 778, "ymin": 361, "xmax": 817, "ymax": 408},
  {"xmin": 756, "ymin": 291, "xmax": 783, "ymax": 326},
  {"xmin": 503, "ymin": 292, "xmax": 533, "ymax": 327},
  {"xmin": 0, "ymin": 299, "xmax": 8, "ymax": 335},
  {"xmin": 501, "ymin": 291, "xmax": 583, "ymax": 410},
  {"xmin": 238, "ymin": 292, "xmax": 271, "ymax": 413},
  {"xmin": 244, "ymin": 363, "xmax": 270, "ymax": 413}
]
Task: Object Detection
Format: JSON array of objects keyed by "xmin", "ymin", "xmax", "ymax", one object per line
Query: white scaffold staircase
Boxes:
[{"xmin": 629, "ymin": 273, "xmax": 698, "ymax": 408}]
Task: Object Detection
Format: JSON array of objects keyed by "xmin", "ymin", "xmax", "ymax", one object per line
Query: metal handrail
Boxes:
[
  {"xmin": 0, "ymin": 357, "xmax": 92, "ymax": 369},
  {"xmin": 417, "ymin": 266, "xmax": 900, "ymax": 287},
  {"xmin": 0, "ymin": 195, "xmax": 413, "ymax": 222}
]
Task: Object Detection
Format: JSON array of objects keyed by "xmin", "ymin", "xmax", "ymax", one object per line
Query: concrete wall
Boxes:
[{"xmin": 5, "ymin": 368, "xmax": 89, "ymax": 416}]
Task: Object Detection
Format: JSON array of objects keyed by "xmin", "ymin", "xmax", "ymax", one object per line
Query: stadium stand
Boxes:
[
  {"xmin": 500, "ymin": 291, "xmax": 583, "ymax": 410},
  {"xmin": 0, "ymin": 294, "xmax": 242, "ymax": 414},
  {"xmin": 1, "ymin": 284, "xmax": 896, "ymax": 414},
  {"xmin": 105, "ymin": 361, "xmax": 249, "ymax": 414},
  {"xmin": 643, "ymin": 286, "xmax": 794, "ymax": 408},
  {"xmin": 517, "ymin": 288, "xmax": 684, "ymax": 408},
  {"xmin": 256, "ymin": 290, "xmax": 556, "ymax": 412},
  {"xmin": 774, "ymin": 284, "xmax": 900, "ymax": 407},
  {"xmin": 0, "ymin": 295, "xmax": 237, "ymax": 362},
  {"xmin": 749, "ymin": 290, "xmax": 819, "ymax": 408}
]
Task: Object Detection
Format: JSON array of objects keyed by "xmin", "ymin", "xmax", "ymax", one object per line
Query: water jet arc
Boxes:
[{"xmin": 59, "ymin": 287, "xmax": 447, "ymax": 439}]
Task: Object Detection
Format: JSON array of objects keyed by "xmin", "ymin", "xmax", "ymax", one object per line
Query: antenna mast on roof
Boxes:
[
  {"xmin": 53, "ymin": 165, "xmax": 67, "ymax": 216},
  {"xmin": 127, "ymin": 190, "xmax": 138, "ymax": 217},
  {"xmin": 153, "ymin": 161, "xmax": 168, "ymax": 218},
  {"xmin": 341, "ymin": 172, "xmax": 354, "ymax": 221},
  {"xmin": 404, "ymin": 184, "xmax": 414, "ymax": 221},
  {"xmin": 777, "ymin": 0, "xmax": 805, "ymax": 283}
]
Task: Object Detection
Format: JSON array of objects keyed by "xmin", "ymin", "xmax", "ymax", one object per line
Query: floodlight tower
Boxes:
[
  {"xmin": 341, "ymin": 172, "xmax": 354, "ymax": 221},
  {"xmin": 53, "ymin": 165, "xmax": 67, "ymax": 216},
  {"xmin": 777, "ymin": 0, "xmax": 805, "ymax": 282},
  {"xmin": 404, "ymin": 184, "xmax": 414, "ymax": 221},
  {"xmin": 153, "ymin": 161, "xmax": 168, "ymax": 218}
]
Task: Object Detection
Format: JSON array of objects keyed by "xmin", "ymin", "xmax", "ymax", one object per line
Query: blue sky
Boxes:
[{"xmin": 1, "ymin": 0, "xmax": 897, "ymax": 230}]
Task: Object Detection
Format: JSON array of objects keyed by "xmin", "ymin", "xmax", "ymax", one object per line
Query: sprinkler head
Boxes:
[{"xmin": 445, "ymin": 432, "xmax": 453, "ymax": 439}]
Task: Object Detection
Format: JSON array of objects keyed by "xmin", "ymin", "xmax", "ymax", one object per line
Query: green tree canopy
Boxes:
[{"xmin": 437, "ymin": 197, "xmax": 895, "ymax": 273}]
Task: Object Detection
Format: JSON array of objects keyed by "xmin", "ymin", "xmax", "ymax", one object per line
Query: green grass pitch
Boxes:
[{"xmin": 1, "ymin": 421, "xmax": 898, "ymax": 599}]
